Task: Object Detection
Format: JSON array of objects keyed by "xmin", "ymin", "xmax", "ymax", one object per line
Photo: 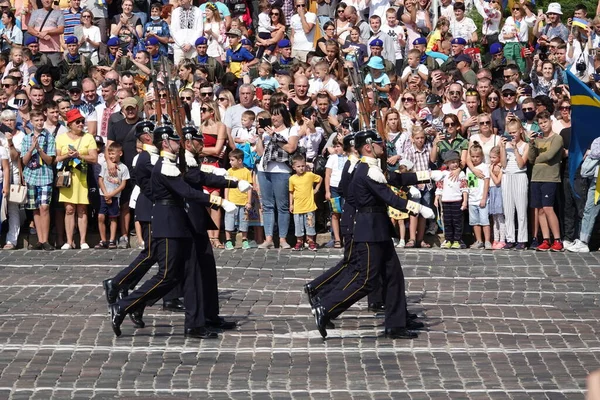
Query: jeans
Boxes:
[
  {"xmin": 224, "ymin": 205, "xmax": 249, "ymax": 233},
  {"xmin": 294, "ymin": 212, "xmax": 316, "ymax": 237},
  {"xmin": 579, "ymin": 179, "xmax": 600, "ymax": 244},
  {"xmin": 257, "ymin": 171, "xmax": 290, "ymax": 238}
]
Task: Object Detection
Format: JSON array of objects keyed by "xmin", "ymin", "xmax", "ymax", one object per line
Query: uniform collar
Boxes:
[
  {"xmin": 143, "ymin": 144, "xmax": 158, "ymax": 154},
  {"xmin": 360, "ymin": 156, "xmax": 380, "ymax": 167},
  {"xmin": 185, "ymin": 149, "xmax": 198, "ymax": 167},
  {"xmin": 160, "ymin": 150, "xmax": 177, "ymax": 161}
]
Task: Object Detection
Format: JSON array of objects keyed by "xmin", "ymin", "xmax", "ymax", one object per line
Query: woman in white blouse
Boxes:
[
  {"xmin": 79, "ymin": 9, "xmax": 101, "ymax": 65},
  {"xmin": 499, "ymin": 1, "xmax": 535, "ymax": 73},
  {"xmin": 0, "ymin": 11, "xmax": 22, "ymax": 52},
  {"xmin": 474, "ymin": 0, "xmax": 501, "ymax": 49},
  {"xmin": 203, "ymin": 3, "xmax": 226, "ymax": 60}
]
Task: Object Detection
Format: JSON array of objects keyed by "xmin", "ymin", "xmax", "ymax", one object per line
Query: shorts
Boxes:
[
  {"xmin": 26, "ymin": 184, "xmax": 52, "ymax": 210},
  {"xmin": 529, "ymin": 182, "xmax": 558, "ymax": 208},
  {"xmin": 99, "ymin": 196, "xmax": 120, "ymax": 218},
  {"xmin": 120, "ymin": 180, "xmax": 134, "ymax": 205},
  {"xmin": 469, "ymin": 201, "xmax": 490, "ymax": 226},
  {"xmin": 224, "ymin": 205, "xmax": 249, "ymax": 232},
  {"xmin": 294, "ymin": 212, "xmax": 316, "ymax": 237}
]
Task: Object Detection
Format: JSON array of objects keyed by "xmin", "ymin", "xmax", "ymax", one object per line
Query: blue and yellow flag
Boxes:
[{"xmin": 566, "ymin": 71, "xmax": 600, "ymax": 191}]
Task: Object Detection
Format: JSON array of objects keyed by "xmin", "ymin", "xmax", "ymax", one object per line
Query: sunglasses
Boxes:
[
  {"xmin": 218, "ymin": 97, "xmax": 227, "ymax": 101},
  {"xmin": 2, "ymin": 83, "xmax": 12, "ymax": 88},
  {"xmin": 488, "ymin": 96, "xmax": 499, "ymax": 101},
  {"xmin": 158, "ymin": 93, "xmax": 167, "ymax": 98},
  {"xmin": 449, "ymin": 91, "xmax": 461, "ymax": 95},
  {"xmin": 401, "ymin": 97, "xmax": 414, "ymax": 102},
  {"xmin": 73, "ymin": 119, "xmax": 85, "ymax": 125},
  {"xmin": 502, "ymin": 92, "xmax": 515, "ymax": 97},
  {"xmin": 444, "ymin": 122, "xmax": 456, "ymax": 127},
  {"xmin": 560, "ymin": 106, "xmax": 571, "ymax": 111},
  {"xmin": 180, "ymin": 96, "xmax": 192, "ymax": 100},
  {"xmin": 200, "ymin": 107, "xmax": 211, "ymax": 112},
  {"xmin": 82, "ymin": 15, "xmax": 91, "ymax": 18},
  {"xmin": 512, "ymin": 7, "xmax": 520, "ymax": 11},
  {"xmin": 522, "ymin": 107, "xmax": 535, "ymax": 112},
  {"xmin": 270, "ymin": 11, "xmax": 279, "ymax": 15},
  {"xmin": 479, "ymin": 121, "xmax": 491, "ymax": 126},
  {"xmin": 503, "ymin": 74, "xmax": 513, "ymax": 79},
  {"xmin": 200, "ymin": 92, "xmax": 213, "ymax": 96},
  {"xmin": 337, "ymin": 8, "xmax": 344, "ymax": 12}
]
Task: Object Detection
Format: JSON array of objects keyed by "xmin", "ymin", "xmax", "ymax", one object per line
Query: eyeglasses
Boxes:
[
  {"xmin": 180, "ymin": 96, "xmax": 192, "ymax": 100},
  {"xmin": 200, "ymin": 107, "xmax": 211, "ymax": 112},
  {"xmin": 560, "ymin": 106, "xmax": 571, "ymax": 111},
  {"xmin": 522, "ymin": 107, "xmax": 535, "ymax": 112},
  {"xmin": 200, "ymin": 92, "xmax": 213, "ymax": 96},
  {"xmin": 444, "ymin": 122, "xmax": 456, "ymax": 127},
  {"xmin": 82, "ymin": 15, "xmax": 91, "ymax": 18},
  {"xmin": 2, "ymin": 83, "xmax": 12, "ymax": 88},
  {"xmin": 449, "ymin": 91, "xmax": 461, "ymax": 95},
  {"xmin": 502, "ymin": 92, "xmax": 515, "ymax": 98},
  {"xmin": 270, "ymin": 11, "xmax": 279, "ymax": 15},
  {"xmin": 158, "ymin": 93, "xmax": 167, "ymax": 98},
  {"xmin": 218, "ymin": 97, "xmax": 227, "ymax": 102},
  {"xmin": 478, "ymin": 121, "xmax": 491, "ymax": 126},
  {"xmin": 487, "ymin": 96, "xmax": 499, "ymax": 101},
  {"xmin": 73, "ymin": 119, "xmax": 85, "ymax": 125},
  {"xmin": 401, "ymin": 97, "xmax": 414, "ymax": 102}
]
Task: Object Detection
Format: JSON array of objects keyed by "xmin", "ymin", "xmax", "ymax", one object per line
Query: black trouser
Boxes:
[
  {"xmin": 111, "ymin": 221, "xmax": 180, "ymax": 302},
  {"xmin": 183, "ymin": 238, "xmax": 206, "ymax": 329},
  {"xmin": 442, "ymin": 201, "xmax": 463, "ymax": 242},
  {"xmin": 118, "ymin": 237, "xmax": 189, "ymax": 314},
  {"xmin": 194, "ymin": 233, "xmax": 220, "ymax": 321},
  {"xmin": 310, "ymin": 234, "xmax": 354, "ymax": 296},
  {"xmin": 319, "ymin": 241, "xmax": 407, "ymax": 329},
  {"xmin": 558, "ymin": 174, "xmax": 588, "ymax": 241}
]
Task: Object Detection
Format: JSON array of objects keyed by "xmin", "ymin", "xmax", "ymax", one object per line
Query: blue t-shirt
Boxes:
[
  {"xmin": 364, "ymin": 72, "xmax": 391, "ymax": 99},
  {"xmin": 143, "ymin": 20, "xmax": 170, "ymax": 56},
  {"xmin": 225, "ymin": 45, "xmax": 255, "ymax": 77},
  {"xmin": 252, "ymin": 76, "xmax": 280, "ymax": 91}
]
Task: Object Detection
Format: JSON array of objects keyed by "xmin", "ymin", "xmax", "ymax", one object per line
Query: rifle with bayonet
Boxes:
[{"xmin": 162, "ymin": 57, "xmax": 189, "ymax": 174}]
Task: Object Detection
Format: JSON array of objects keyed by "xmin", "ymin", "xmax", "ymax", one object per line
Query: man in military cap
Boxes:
[
  {"xmin": 56, "ymin": 36, "xmax": 92, "ymax": 89},
  {"xmin": 312, "ymin": 130, "xmax": 439, "ymax": 340},
  {"xmin": 193, "ymin": 36, "xmax": 225, "ymax": 84},
  {"xmin": 97, "ymin": 37, "xmax": 134, "ymax": 73},
  {"xmin": 365, "ymin": 39, "xmax": 395, "ymax": 76},
  {"xmin": 441, "ymin": 37, "xmax": 467, "ymax": 72}
]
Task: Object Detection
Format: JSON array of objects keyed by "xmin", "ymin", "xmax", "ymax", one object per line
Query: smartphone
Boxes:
[
  {"xmin": 555, "ymin": 87, "xmax": 563, "ymax": 95},
  {"xmin": 14, "ymin": 98, "xmax": 25, "ymax": 107},
  {"xmin": 0, "ymin": 124, "xmax": 11, "ymax": 134},
  {"xmin": 288, "ymin": 83, "xmax": 294, "ymax": 91},
  {"xmin": 68, "ymin": 144, "xmax": 76, "ymax": 151},
  {"xmin": 258, "ymin": 117, "xmax": 272, "ymax": 129},
  {"xmin": 593, "ymin": 73, "xmax": 600, "ymax": 81},
  {"xmin": 502, "ymin": 132, "xmax": 513, "ymax": 141}
]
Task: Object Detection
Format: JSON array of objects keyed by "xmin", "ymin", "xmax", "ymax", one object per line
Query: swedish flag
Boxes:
[{"xmin": 566, "ymin": 71, "xmax": 600, "ymax": 190}]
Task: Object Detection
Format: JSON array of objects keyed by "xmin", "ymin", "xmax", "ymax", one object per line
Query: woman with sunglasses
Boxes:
[
  {"xmin": 255, "ymin": 6, "xmax": 285, "ymax": 59},
  {"xmin": 430, "ymin": 114, "xmax": 468, "ymax": 174},
  {"xmin": 395, "ymin": 90, "xmax": 417, "ymax": 135},
  {"xmin": 499, "ymin": 2, "xmax": 535, "ymax": 73},
  {"xmin": 216, "ymin": 89, "xmax": 235, "ymax": 117},
  {"xmin": 334, "ymin": 3, "xmax": 350, "ymax": 41},
  {"xmin": 198, "ymin": 100, "xmax": 228, "ymax": 249},
  {"xmin": 484, "ymin": 88, "xmax": 502, "ymax": 114},
  {"xmin": 55, "ymin": 109, "xmax": 98, "ymax": 250},
  {"xmin": 466, "ymin": 113, "xmax": 499, "ymax": 181},
  {"xmin": 79, "ymin": 9, "xmax": 101, "ymax": 65},
  {"xmin": 457, "ymin": 90, "xmax": 482, "ymax": 138},
  {"xmin": 12, "ymin": 90, "xmax": 31, "ymax": 133}
]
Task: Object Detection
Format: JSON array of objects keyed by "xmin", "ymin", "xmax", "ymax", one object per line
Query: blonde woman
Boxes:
[
  {"xmin": 203, "ymin": 3, "xmax": 227, "ymax": 60},
  {"xmin": 383, "ymin": 108, "xmax": 407, "ymax": 172},
  {"xmin": 395, "ymin": 90, "xmax": 417, "ymax": 135},
  {"xmin": 198, "ymin": 100, "xmax": 228, "ymax": 248},
  {"xmin": 217, "ymin": 89, "xmax": 235, "ymax": 117}
]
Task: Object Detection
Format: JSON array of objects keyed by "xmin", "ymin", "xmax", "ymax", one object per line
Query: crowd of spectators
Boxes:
[{"xmin": 0, "ymin": 0, "xmax": 598, "ymax": 252}]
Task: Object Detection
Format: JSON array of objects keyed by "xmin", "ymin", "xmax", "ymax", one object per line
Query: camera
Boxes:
[{"xmin": 576, "ymin": 60, "xmax": 587, "ymax": 73}]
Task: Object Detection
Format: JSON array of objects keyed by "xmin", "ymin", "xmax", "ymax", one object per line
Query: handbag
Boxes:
[
  {"xmin": 55, "ymin": 170, "xmax": 72, "ymax": 188},
  {"xmin": 581, "ymin": 156, "xmax": 599, "ymax": 178},
  {"xmin": 8, "ymin": 163, "xmax": 26, "ymax": 204},
  {"xmin": 313, "ymin": 154, "xmax": 327, "ymax": 176}
]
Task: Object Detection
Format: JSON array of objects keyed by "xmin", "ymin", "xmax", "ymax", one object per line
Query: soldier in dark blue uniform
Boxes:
[
  {"xmin": 182, "ymin": 126, "xmax": 252, "ymax": 331},
  {"xmin": 109, "ymin": 124, "xmax": 233, "ymax": 339},
  {"xmin": 102, "ymin": 120, "xmax": 182, "ymax": 331},
  {"xmin": 313, "ymin": 130, "xmax": 438, "ymax": 340}
]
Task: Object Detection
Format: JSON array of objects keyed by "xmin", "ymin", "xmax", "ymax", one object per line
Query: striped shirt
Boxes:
[{"xmin": 63, "ymin": 8, "xmax": 82, "ymax": 36}]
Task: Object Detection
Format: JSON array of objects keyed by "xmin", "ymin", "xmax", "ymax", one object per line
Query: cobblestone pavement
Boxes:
[{"xmin": 0, "ymin": 248, "xmax": 598, "ymax": 399}]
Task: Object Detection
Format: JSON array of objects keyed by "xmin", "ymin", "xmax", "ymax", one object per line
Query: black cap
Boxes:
[
  {"xmin": 425, "ymin": 93, "xmax": 442, "ymax": 105},
  {"xmin": 342, "ymin": 133, "xmax": 355, "ymax": 149},
  {"xmin": 353, "ymin": 129, "xmax": 383, "ymax": 150},
  {"xmin": 182, "ymin": 124, "xmax": 203, "ymax": 140},
  {"xmin": 135, "ymin": 120, "xmax": 155, "ymax": 138},
  {"xmin": 154, "ymin": 125, "xmax": 179, "ymax": 142}
]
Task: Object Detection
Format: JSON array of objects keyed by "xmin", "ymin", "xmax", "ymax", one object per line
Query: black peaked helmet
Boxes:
[
  {"xmin": 342, "ymin": 133, "xmax": 355, "ymax": 149},
  {"xmin": 154, "ymin": 124, "xmax": 180, "ymax": 142},
  {"xmin": 182, "ymin": 124, "xmax": 203, "ymax": 141},
  {"xmin": 353, "ymin": 129, "xmax": 383, "ymax": 150},
  {"xmin": 135, "ymin": 120, "xmax": 155, "ymax": 138}
]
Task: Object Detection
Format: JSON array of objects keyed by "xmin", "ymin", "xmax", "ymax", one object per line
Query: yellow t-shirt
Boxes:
[
  {"xmin": 289, "ymin": 172, "xmax": 322, "ymax": 214},
  {"xmin": 226, "ymin": 167, "xmax": 252, "ymax": 206}
]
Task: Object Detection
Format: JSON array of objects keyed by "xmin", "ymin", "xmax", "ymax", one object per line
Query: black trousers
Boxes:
[
  {"xmin": 112, "ymin": 222, "xmax": 180, "ymax": 302},
  {"xmin": 118, "ymin": 237, "xmax": 189, "ymax": 314},
  {"xmin": 194, "ymin": 234, "xmax": 220, "ymax": 321},
  {"xmin": 320, "ymin": 241, "xmax": 407, "ymax": 329},
  {"xmin": 558, "ymin": 174, "xmax": 588, "ymax": 241},
  {"xmin": 442, "ymin": 201, "xmax": 464, "ymax": 242},
  {"xmin": 183, "ymin": 238, "xmax": 206, "ymax": 329}
]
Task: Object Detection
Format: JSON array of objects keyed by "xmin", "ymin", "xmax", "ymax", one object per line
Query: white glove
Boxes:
[
  {"xmin": 409, "ymin": 186, "xmax": 421, "ymax": 200},
  {"xmin": 213, "ymin": 167, "xmax": 227, "ymax": 176},
  {"xmin": 238, "ymin": 180, "xmax": 253, "ymax": 193},
  {"xmin": 221, "ymin": 199, "xmax": 237, "ymax": 213},
  {"xmin": 419, "ymin": 205, "xmax": 435, "ymax": 219},
  {"xmin": 430, "ymin": 170, "xmax": 445, "ymax": 182}
]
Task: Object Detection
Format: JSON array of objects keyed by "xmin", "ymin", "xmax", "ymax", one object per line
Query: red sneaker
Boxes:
[
  {"xmin": 550, "ymin": 240, "xmax": 564, "ymax": 252},
  {"xmin": 536, "ymin": 239, "xmax": 551, "ymax": 251},
  {"xmin": 308, "ymin": 241, "xmax": 317, "ymax": 251},
  {"xmin": 293, "ymin": 241, "xmax": 303, "ymax": 251}
]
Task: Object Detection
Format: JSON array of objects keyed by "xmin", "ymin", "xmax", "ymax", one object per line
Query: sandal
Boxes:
[
  {"xmin": 95, "ymin": 241, "xmax": 108, "ymax": 249},
  {"xmin": 333, "ymin": 241, "xmax": 342, "ymax": 248},
  {"xmin": 419, "ymin": 241, "xmax": 432, "ymax": 248},
  {"xmin": 108, "ymin": 240, "xmax": 117, "ymax": 249},
  {"xmin": 210, "ymin": 238, "xmax": 225, "ymax": 249},
  {"xmin": 405, "ymin": 240, "xmax": 415, "ymax": 248}
]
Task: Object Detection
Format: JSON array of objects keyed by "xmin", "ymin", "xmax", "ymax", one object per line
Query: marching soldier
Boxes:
[
  {"xmin": 109, "ymin": 124, "xmax": 236, "ymax": 339},
  {"xmin": 312, "ymin": 130, "xmax": 438, "ymax": 340},
  {"xmin": 182, "ymin": 126, "xmax": 252, "ymax": 330}
]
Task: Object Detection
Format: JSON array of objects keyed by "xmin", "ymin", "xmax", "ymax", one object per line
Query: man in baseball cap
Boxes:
[{"xmin": 224, "ymin": 28, "xmax": 257, "ymax": 78}]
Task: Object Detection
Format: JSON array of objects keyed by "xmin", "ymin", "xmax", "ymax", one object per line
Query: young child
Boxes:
[
  {"xmin": 251, "ymin": 62, "xmax": 280, "ymax": 92},
  {"xmin": 324, "ymin": 136, "xmax": 348, "ymax": 248},
  {"xmin": 96, "ymin": 142, "xmax": 129, "ymax": 249},
  {"xmin": 435, "ymin": 150, "xmax": 468, "ymax": 249},
  {"xmin": 488, "ymin": 145, "xmax": 506, "ymax": 249},
  {"xmin": 233, "ymin": 110, "xmax": 258, "ymax": 145},
  {"xmin": 289, "ymin": 154, "xmax": 322, "ymax": 251},
  {"xmin": 364, "ymin": 56, "xmax": 391, "ymax": 105},
  {"xmin": 467, "ymin": 142, "xmax": 491, "ymax": 249},
  {"xmin": 401, "ymin": 49, "xmax": 429, "ymax": 85},
  {"xmin": 388, "ymin": 160, "xmax": 416, "ymax": 248},
  {"xmin": 224, "ymin": 149, "xmax": 253, "ymax": 250},
  {"xmin": 308, "ymin": 60, "xmax": 342, "ymax": 104},
  {"xmin": 255, "ymin": 0, "xmax": 274, "ymax": 59}
]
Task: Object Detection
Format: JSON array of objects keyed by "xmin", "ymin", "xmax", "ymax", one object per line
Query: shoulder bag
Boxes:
[
  {"xmin": 8, "ymin": 160, "xmax": 26, "ymax": 204},
  {"xmin": 55, "ymin": 137, "xmax": 83, "ymax": 188}
]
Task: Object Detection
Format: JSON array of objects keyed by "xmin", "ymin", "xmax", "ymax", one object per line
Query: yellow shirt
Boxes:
[
  {"xmin": 226, "ymin": 167, "xmax": 252, "ymax": 206},
  {"xmin": 289, "ymin": 172, "xmax": 321, "ymax": 214}
]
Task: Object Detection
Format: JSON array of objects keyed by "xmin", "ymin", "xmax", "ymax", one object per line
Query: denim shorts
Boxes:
[
  {"xmin": 469, "ymin": 202, "xmax": 490, "ymax": 226},
  {"xmin": 294, "ymin": 212, "xmax": 316, "ymax": 237},
  {"xmin": 225, "ymin": 205, "xmax": 249, "ymax": 232},
  {"xmin": 99, "ymin": 196, "xmax": 120, "ymax": 218}
]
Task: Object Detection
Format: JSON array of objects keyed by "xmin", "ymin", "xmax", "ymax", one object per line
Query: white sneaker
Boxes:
[
  {"xmin": 563, "ymin": 240, "xmax": 574, "ymax": 250},
  {"xmin": 80, "ymin": 243, "xmax": 90, "ymax": 250},
  {"xmin": 396, "ymin": 239, "xmax": 405, "ymax": 248},
  {"xmin": 568, "ymin": 239, "xmax": 590, "ymax": 253},
  {"xmin": 61, "ymin": 243, "xmax": 72, "ymax": 250},
  {"xmin": 392, "ymin": 238, "xmax": 399, "ymax": 247}
]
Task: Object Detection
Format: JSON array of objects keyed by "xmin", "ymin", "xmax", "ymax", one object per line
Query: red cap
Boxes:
[{"xmin": 66, "ymin": 109, "xmax": 84, "ymax": 125}]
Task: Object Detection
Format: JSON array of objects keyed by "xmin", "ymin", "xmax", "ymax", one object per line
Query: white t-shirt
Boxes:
[
  {"xmin": 467, "ymin": 163, "xmax": 490, "ymax": 203},
  {"xmin": 0, "ymin": 146, "xmax": 8, "ymax": 184},
  {"xmin": 382, "ymin": 24, "xmax": 405, "ymax": 60},
  {"xmin": 290, "ymin": 12, "xmax": 317, "ymax": 52},
  {"xmin": 442, "ymin": 102, "xmax": 468, "ymax": 116},
  {"xmin": 450, "ymin": 17, "xmax": 477, "ymax": 42},
  {"xmin": 308, "ymin": 77, "xmax": 342, "ymax": 99},
  {"xmin": 0, "ymin": 131, "xmax": 24, "ymax": 180},
  {"xmin": 325, "ymin": 153, "xmax": 348, "ymax": 188},
  {"xmin": 257, "ymin": 126, "xmax": 299, "ymax": 173},
  {"xmin": 401, "ymin": 64, "xmax": 429, "ymax": 80},
  {"xmin": 298, "ymin": 128, "xmax": 324, "ymax": 161}
]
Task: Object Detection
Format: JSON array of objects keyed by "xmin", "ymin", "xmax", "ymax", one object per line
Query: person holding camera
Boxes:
[
  {"xmin": 530, "ymin": 55, "xmax": 564, "ymax": 97},
  {"xmin": 430, "ymin": 113, "xmax": 468, "ymax": 174},
  {"xmin": 290, "ymin": 0, "xmax": 316, "ymax": 62},
  {"xmin": 491, "ymin": 83, "xmax": 524, "ymax": 137}
]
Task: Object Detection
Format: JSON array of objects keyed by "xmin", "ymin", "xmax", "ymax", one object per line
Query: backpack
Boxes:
[{"xmin": 235, "ymin": 142, "xmax": 258, "ymax": 169}]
